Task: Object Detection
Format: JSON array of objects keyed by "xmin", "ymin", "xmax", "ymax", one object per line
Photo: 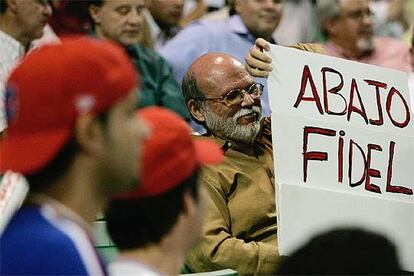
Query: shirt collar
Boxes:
[
  {"xmin": 325, "ymin": 40, "xmax": 374, "ymax": 60},
  {"xmin": 226, "ymin": 15, "xmax": 276, "ymax": 44},
  {"xmin": 0, "ymin": 29, "xmax": 26, "ymax": 57},
  {"xmin": 227, "ymin": 15, "xmax": 249, "ymax": 36},
  {"xmin": 27, "ymin": 193, "xmax": 93, "ymax": 233}
]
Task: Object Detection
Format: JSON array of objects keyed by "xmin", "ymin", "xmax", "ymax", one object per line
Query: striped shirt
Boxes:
[{"xmin": 1, "ymin": 201, "xmax": 107, "ymax": 275}]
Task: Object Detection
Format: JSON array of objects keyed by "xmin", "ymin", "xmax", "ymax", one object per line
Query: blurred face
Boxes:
[
  {"xmin": 91, "ymin": 0, "xmax": 145, "ymax": 47},
  {"xmin": 199, "ymin": 59, "xmax": 262, "ymax": 143},
  {"xmin": 13, "ymin": 0, "xmax": 52, "ymax": 44},
  {"xmin": 100, "ymin": 89, "xmax": 150, "ymax": 194},
  {"xmin": 147, "ymin": 0, "xmax": 184, "ymax": 28},
  {"xmin": 235, "ymin": 0, "xmax": 283, "ymax": 40},
  {"xmin": 329, "ymin": 0, "xmax": 374, "ymax": 54}
]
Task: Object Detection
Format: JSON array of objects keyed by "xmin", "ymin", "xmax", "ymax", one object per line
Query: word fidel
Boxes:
[{"xmin": 295, "ymin": 65, "xmax": 412, "ymax": 196}]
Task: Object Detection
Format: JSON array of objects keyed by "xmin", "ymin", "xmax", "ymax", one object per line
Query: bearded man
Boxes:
[{"xmin": 181, "ymin": 53, "xmax": 278, "ymax": 275}]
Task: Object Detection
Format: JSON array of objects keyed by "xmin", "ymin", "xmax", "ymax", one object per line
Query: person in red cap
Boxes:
[
  {"xmin": 105, "ymin": 106, "xmax": 223, "ymax": 276},
  {"xmin": 0, "ymin": 37, "xmax": 149, "ymax": 275},
  {"xmin": 181, "ymin": 53, "xmax": 279, "ymax": 275}
]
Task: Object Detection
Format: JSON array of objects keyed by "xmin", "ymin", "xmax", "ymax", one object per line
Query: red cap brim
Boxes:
[
  {"xmin": 0, "ymin": 128, "xmax": 71, "ymax": 175},
  {"xmin": 193, "ymin": 139, "xmax": 224, "ymax": 166}
]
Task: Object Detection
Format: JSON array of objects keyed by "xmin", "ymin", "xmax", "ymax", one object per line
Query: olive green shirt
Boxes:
[
  {"xmin": 186, "ymin": 117, "xmax": 279, "ymax": 275},
  {"xmin": 125, "ymin": 44, "xmax": 190, "ymax": 120}
]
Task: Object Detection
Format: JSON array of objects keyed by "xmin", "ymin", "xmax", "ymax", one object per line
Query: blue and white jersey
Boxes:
[{"xmin": 1, "ymin": 203, "xmax": 107, "ymax": 275}]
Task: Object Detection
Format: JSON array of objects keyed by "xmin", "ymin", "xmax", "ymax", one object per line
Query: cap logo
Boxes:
[
  {"xmin": 75, "ymin": 94, "xmax": 96, "ymax": 113},
  {"xmin": 4, "ymin": 84, "xmax": 19, "ymax": 125}
]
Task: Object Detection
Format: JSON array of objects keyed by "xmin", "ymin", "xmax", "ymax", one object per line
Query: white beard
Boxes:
[{"xmin": 202, "ymin": 105, "xmax": 262, "ymax": 144}]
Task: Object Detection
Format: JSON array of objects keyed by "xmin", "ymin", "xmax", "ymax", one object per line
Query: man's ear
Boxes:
[
  {"xmin": 74, "ymin": 113, "xmax": 105, "ymax": 155},
  {"xmin": 89, "ymin": 4, "xmax": 102, "ymax": 25},
  {"xmin": 181, "ymin": 190, "xmax": 197, "ymax": 218},
  {"xmin": 188, "ymin": 99, "xmax": 205, "ymax": 123}
]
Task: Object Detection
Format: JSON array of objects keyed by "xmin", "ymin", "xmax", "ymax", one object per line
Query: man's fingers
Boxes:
[
  {"xmin": 255, "ymin": 38, "xmax": 271, "ymax": 51},
  {"xmin": 245, "ymin": 65, "xmax": 270, "ymax": 78},
  {"xmin": 250, "ymin": 44, "xmax": 272, "ymax": 63},
  {"xmin": 245, "ymin": 57, "xmax": 271, "ymax": 78},
  {"xmin": 245, "ymin": 54, "xmax": 273, "ymax": 72}
]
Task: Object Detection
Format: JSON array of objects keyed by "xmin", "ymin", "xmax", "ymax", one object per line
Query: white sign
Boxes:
[{"xmin": 268, "ymin": 45, "xmax": 414, "ymax": 271}]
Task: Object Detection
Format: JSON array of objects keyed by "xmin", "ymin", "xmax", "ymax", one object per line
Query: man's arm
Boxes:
[{"xmin": 186, "ymin": 174, "xmax": 279, "ymax": 275}]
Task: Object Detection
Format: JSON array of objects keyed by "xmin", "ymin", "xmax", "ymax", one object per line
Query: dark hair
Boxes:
[
  {"xmin": 277, "ymin": 228, "xmax": 403, "ymax": 275},
  {"xmin": 0, "ymin": 0, "xmax": 7, "ymax": 14},
  {"xmin": 87, "ymin": 0, "xmax": 104, "ymax": 28},
  {"xmin": 25, "ymin": 111, "xmax": 109, "ymax": 193},
  {"xmin": 25, "ymin": 136, "xmax": 79, "ymax": 193},
  {"xmin": 88, "ymin": 0, "xmax": 104, "ymax": 7},
  {"xmin": 105, "ymin": 169, "xmax": 200, "ymax": 250},
  {"xmin": 181, "ymin": 72, "xmax": 206, "ymax": 125}
]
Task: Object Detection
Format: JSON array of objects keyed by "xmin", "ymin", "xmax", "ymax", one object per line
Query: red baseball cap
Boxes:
[
  {"xmin": 0, "ymin": 37, "xmax": 138, "ymax": 174},
  {"xmin": 115, "ymin": 107, "xmax": 224, "ymax": 199}
]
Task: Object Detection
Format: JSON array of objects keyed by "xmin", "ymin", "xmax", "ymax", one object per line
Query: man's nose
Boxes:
[
  {"xmin": 241, "ymin": 92, "xmax": 255, "ymax": 107},
  {"xmin": 127, "ymin": 10, "xmax": 142, "ymax": 25}
]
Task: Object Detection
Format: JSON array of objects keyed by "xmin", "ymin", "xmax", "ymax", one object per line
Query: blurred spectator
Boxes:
[
  {"xmin": 369, "ymin": 0, "xmax": 409, "ymax": 38},
  {"xmin": 0, "ymin": 38, "xmax": 148, "ymax": 275},
  {"xmin": 89, "ymin": 0, "xmax": 190, "ymax": 120},
  {"xmin": 272, "ymin": 0, "xmax": 316, "ymax": 45},
  {"xmin": 182, "ymin": 53, "xmax": 280, "ymax": 274},
  {"xmin": 160, "ymin": 0, "xmax": 283, "ymax": 126},
  {"xmin": 277, "ymin": 228, "xmax": 403, "ymax": 275},
  {"xmin": 144, "ymin": 0, "xmax": 185, "ymax": 49},
  {"xmin": 49, "ymin": 0, "xmax": 92, "ymax": 35},
  {"xmin": 106, "ymin": 107, "xmax": 223, "ymax": 276},
  {"xmin": 316, "ymin": 0, "xmax": 412, "ymax": 72},
  {"xmin": 0, "ymin": 0, "xmax": 52, "ymax": 133}
]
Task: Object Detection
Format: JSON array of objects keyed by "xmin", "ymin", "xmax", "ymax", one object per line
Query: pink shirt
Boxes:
[{"xmin": 324, "ymin": 37, "xmax": 413, "ymax": 72}]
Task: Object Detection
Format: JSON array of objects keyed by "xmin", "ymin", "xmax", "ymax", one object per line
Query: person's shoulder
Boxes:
[
  {"xmin": 134, "ymin": 44, "xmax": 164, "ymax": 62},
  {"xmin": 374, "ymin": 36, "xmax": 410, "ymax": 50},
  {"xmin": 290, "ymin": 43, "xmax": 325, "ymax": 54},
  {"xmin": 1, "ymin": 207, "xmax": 92, "ymax": 275},
  {"xmin": 172, "ymin": 19, "xmax": 224, "ymax": 38}
]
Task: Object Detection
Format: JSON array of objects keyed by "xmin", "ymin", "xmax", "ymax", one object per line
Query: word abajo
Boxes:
[{"xmin": 294, "ymin": 65, "xmax": 411, "ymax": 128}]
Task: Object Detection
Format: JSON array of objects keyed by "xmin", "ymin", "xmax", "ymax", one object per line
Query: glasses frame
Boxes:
[{"xmin": 195, "ymin": 83, "xmax": 264, "ymax": 107}]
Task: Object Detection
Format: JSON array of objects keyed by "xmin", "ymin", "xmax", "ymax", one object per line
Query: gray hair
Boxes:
[
  {"xmin": 315, "ymin": 0, "xmax": 341, "ymax": 33},
  {"xmin": 181, "ymin": 71, "xmax": 207, "ymax": 125}
]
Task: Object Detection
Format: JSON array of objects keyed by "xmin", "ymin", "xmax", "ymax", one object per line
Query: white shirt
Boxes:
[
  {"xmin": 0, "ymin": 25, "xmax": 59, "ymax": 133},
  {"xmin": 0, "ymin": 29, "xmax": 25, "ymax": 132},
  {"xmin": 109, "ymin": 259, "xmax": 162, "ymax": 276}
]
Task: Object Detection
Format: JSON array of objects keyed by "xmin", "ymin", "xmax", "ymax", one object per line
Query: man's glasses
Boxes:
[{"xmin": 196, "ymin": 83, "xmax": 264, "ymax": 107}]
